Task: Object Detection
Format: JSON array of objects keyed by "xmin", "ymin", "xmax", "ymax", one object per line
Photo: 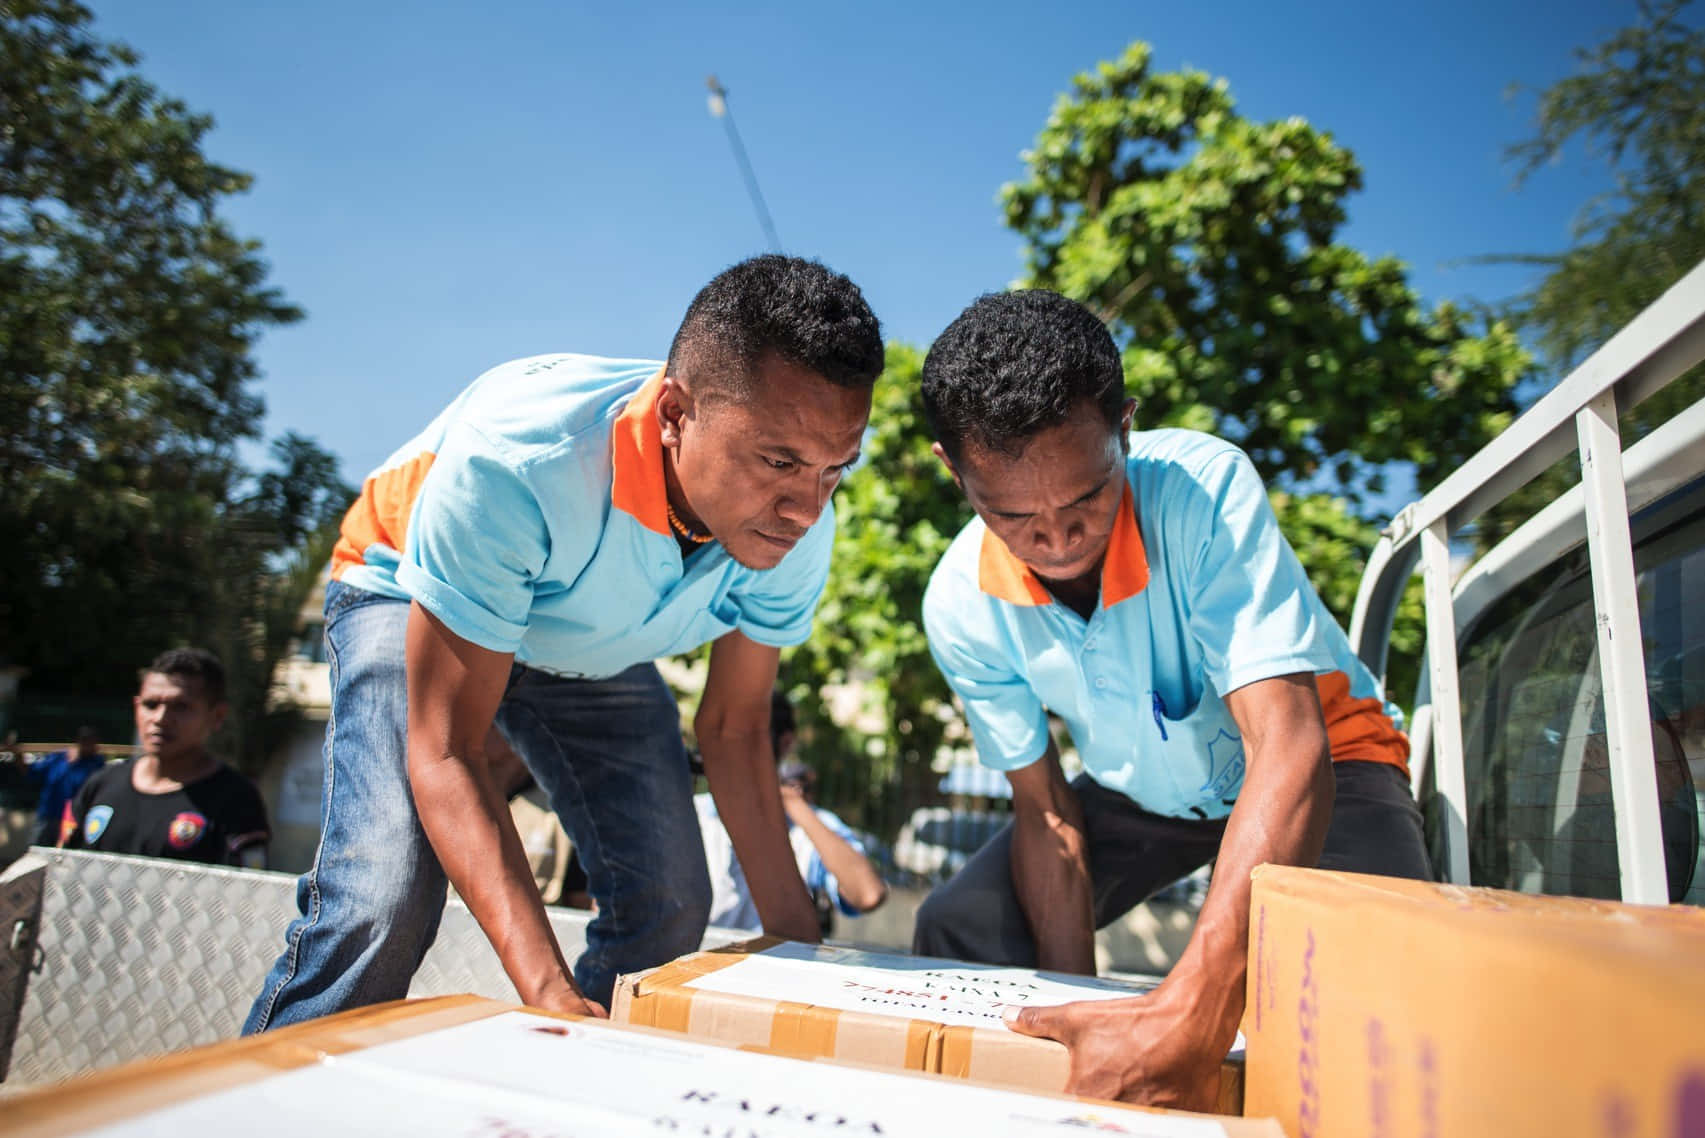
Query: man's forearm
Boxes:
[
  {"xmin": 1011, "ymin": 807, "xmax": 1097, "ymax": 974},
  {"xmin": 408, "ymin": 746, "xmax": 577, "ymax": 1004},
  {"xmin": 1166, "ymin": 741, "xmax": 1333, "ymax": 1046}
]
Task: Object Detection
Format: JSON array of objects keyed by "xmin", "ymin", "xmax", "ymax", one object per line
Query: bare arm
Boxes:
[
  {"xmin": 1157, "ymin": 672, "xmax": 1334, "ymax": 1048},
  {"xmin": 1008, "ymin": 673, "xmax": 1334, "ymax": 1108},
  {"xmin": 696, "ymin": 631, "xmax": 821, "ymax": 942},
  {"xmin": 1007, "ymin": 740, "xmax": 1096, "ymax": 975},
  {"xmin": 781, "ymin": 788, "xmax": 888, "ymax": 912},
  {"xmin": 405, "ymin": 603, "xmax": 604, "ymax": 1016}
]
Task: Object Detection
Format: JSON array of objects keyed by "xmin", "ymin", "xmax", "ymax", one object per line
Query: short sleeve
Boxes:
[
  {"xmin": 225, "ymin": 774, "xmax": 271, "ymax": 861},
  {"xmin": 923, "ymin": 569, "xmax": 1050, "ymax": 772},
  {"xmin": 728, "ymin": 502, "xmax": 836, "ymax": 648},
  {"xmin": 25, "ymin": 753, "xmax": 59, "ymax": 788},
  {"xmin": 394, "ymin": 421, "xmax": 550, "ymax": 654},
  {"xmin": 1174, "ymin": 452, "xmax": 1337, "ymax": 696},
  {"xmin": 810, "ymin": 809, "xmax": 867, "ymax": 918},
  {"xmin": 62, "ymin": 768, "xmax": 101, "ymax": 849}
]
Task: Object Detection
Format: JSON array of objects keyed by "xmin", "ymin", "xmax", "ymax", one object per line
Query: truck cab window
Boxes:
[{"xmin": 1433, "ymin": 484, "xmax": 1705, "ymax": 904}]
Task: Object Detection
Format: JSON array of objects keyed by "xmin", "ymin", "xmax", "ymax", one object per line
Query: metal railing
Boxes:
[{"xmin": 1348, "ymin": 259, "xmax": 1705, "ymax": 904}]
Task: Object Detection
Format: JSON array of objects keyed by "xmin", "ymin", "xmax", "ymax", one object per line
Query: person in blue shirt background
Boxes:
[
  {"xmin": 912, "ymin": 290, "xmax": 1430, "ymax": 1111},
  {"xmin": 27, "ymin": 725, "xmax": 105, "ymax": 847},
  {"xmin": 699, "ymin": 689, "xmax": 887, "ymax": 933}
]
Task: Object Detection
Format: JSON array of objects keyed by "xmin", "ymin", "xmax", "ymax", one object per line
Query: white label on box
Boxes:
[
  {"xmin": 78, "ymin": 1012, "xmax": 1237, "ymax": 1137},
  {"xmin": 686, "ymin": 950, "xmax": 1153, "ymax": 1028}
]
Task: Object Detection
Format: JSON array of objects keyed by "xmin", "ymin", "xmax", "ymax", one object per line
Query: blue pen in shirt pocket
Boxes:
[{"xmin": 1151, "ymin": 691, "xmax": 1168, "ymax": 740}]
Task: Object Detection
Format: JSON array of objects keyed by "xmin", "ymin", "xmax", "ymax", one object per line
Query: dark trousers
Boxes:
[{"xmin": 911, "ymin": 760, "xmax": 1430, "ymax": 966}]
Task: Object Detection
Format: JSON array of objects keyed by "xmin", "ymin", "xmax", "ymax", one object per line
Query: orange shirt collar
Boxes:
[
  {"xmin": 609, "ymin": 367, "xmax": 672, "ymax": 537},
  {"xmin": 977, "ymin": 481, "xmax": 1149, "ymax": 609}
]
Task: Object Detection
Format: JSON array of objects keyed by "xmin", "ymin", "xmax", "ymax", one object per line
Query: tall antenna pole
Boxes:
[{"xmin": 706, "ymin": 75, "xmax": 781, "ymax": 251}]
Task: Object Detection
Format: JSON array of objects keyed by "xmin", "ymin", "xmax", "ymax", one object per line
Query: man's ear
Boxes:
[
  {"xmin": 930, "ymin": 441, "xmax": 964, "ymax": 492},
  {"xmin": 658, "ymin": 375, "xmax": 693, "ymax": 448},
  {"xmin": 1120, "ymin": 397, "xmax": 1138, "ymax": 437}
]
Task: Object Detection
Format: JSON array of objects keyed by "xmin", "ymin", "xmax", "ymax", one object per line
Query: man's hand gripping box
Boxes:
[{"xmin": 613, "ymin": 936, "xmax": 1244, "ymax": 1113}]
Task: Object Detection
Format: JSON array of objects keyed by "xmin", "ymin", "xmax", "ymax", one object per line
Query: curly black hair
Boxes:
[
  {"xmin": 921, "ymin": 290, "xmax": 1126, "ymax": 461},
  {"xmin": 667, "ymin": 255, "xmax": 884, "ymax": 398},
  {"xmin": 142, "ymin": 647, "xmax": 226, "ymax": 705}
]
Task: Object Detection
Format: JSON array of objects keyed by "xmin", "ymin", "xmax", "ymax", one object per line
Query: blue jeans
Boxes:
[{"xmin": 243, "ymin": 581, "xmax": 710, "ymax": 1032}]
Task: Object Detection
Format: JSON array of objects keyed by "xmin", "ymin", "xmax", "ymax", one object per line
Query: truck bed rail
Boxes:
[{"xmin": 1349, "ymin": 259, "xmax": 1705, "ymax": 903}]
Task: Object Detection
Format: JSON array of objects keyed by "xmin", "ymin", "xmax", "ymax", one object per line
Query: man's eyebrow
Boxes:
[
  {"xmin": 1070, "ymin": 476, "xmax": 1111, "ymax": 506},
  {"xmin": 766, "ymin": 444, "xmax": 863, "ymax": 467},
  {"xmin": 987, "ymin": 476, "xmax": 1109, "ymax": 518}
]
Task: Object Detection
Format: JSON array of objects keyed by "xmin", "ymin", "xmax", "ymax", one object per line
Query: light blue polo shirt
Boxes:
[
  {"xmin": 924, "ymin": 429, "xmax": 1407, "ymax": 821},
  {"xmin": 330, "ymin": 354, "xmax": 835, "ymax": 677}
]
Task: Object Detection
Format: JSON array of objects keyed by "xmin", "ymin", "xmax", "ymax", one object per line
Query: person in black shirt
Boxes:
[{"xmin": 66, "ymin": 648, "xmax": 269, "ymax": 868}]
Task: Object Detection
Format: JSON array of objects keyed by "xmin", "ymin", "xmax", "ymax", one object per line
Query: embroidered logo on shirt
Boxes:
[
  {"xmin": 84, "ymin": 805, "xmax": 114, "ymax": 843},
  {"xmin": 1198, "ymin": 729, "xmax": 1247, "ymax": 800},
  {"xmin": 167, "ymin": 811, "xmax": 208, "ymax": 850}
]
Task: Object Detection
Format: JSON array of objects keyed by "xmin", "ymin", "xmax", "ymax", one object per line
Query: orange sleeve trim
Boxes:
[
  {"xmin": 1316, "ymin": 670, "xmax": 1410, "ymax": 775},
  {"xmin": 329, "ymin": 451, "xmax": 437, "ymax": 579},
  {"xmin": 977, "ymin": 483, "xmax": 1150, "ymax": 609},
  {"xmin": 608, "ymin": 367, "xmax": 672, "ymax": 537}
]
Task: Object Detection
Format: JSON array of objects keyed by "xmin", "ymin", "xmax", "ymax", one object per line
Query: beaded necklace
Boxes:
[{"xmin": 666, "ymin": 500, "xmax": 714, "ymax": 544}]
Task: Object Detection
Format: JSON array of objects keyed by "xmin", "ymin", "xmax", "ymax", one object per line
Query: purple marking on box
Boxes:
[
  {"xmin": 1297, "ymin": 928, "xmax": 1319, "ymax": 1138},
  {"xmin": 1367, "ymin": 1018, "xmax": 1390, "ymax": 1138}
]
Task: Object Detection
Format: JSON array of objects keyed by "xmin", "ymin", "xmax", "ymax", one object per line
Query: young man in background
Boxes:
[{"xmin": 65, "ymin": 649, "xmax": 268, "ymax": 868}]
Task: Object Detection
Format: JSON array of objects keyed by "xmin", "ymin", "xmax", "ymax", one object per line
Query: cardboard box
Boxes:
[
  {"xmin": 4, "ymin": 995, "xmax": 1278, "ymax": 1138},
  {"xmin": 613, "ymin": 936, "xmax": 1245, "ymax": 1113},
  {"xmin": 1244, "ymin": 866, "xmax": 1705, "ymax": 1138}
]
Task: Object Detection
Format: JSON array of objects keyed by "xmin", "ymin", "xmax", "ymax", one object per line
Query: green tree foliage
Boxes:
[
  {"xmin": 0, "ymin": 1, "xmax": 349, "ymax": 767},
  {"xmin": 1500, "ymin": 0, "xmax": 1704, "ymax": 378},
  {"xmin": 1001, "ymin": 42, "xmax": 1529, "ymax": 508},
  {"xmin": 1473, "ymin": 2, "xmax": 1703, "ymax": 550},
  {"xmin": 781, "ymin": 345, "xmax": 971, "ymax": 827}
]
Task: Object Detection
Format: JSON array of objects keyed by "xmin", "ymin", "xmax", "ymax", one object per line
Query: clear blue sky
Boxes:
[{"xmin": 89, "ymin": 0, "xmax": 1637, "ymax": 483}]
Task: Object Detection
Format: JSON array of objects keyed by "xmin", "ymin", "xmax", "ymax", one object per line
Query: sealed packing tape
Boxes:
[{"xmin": 614, "ymin": 936, "xmax": 1244, "ymax": 1113}]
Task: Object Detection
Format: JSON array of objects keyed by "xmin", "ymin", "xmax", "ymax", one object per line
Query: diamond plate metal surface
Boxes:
[
  {"xmin": 0, "ymin": 853, "xmax": 48, "ymax": 1080},
  {"xmin": 5, "ymin": 849, "xmax": 746, "ymax": 1088}
]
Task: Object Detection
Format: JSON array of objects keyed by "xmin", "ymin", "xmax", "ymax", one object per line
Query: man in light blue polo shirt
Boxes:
[
  {"xmin": 912, "ymin": 290, "xmax": 1429, "ymax": 1109},
  {"xmin": 245, "ymin": 256, "xmax": 883, "ymax": 1031}
]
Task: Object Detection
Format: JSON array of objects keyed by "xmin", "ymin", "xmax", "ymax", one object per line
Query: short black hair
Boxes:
[
  {"xmin": 143, "ymin": 647, "xmax": 226, "ymax": 705},
  {"xmin": 667, "ymin": 255, "xmax": 884, "ymax": 397},
  {"xmin": 921, "ymin": 290, "xmax": 1126, "ymax": 461}
]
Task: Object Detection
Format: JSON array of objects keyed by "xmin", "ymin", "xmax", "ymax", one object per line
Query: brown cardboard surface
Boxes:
[
  {"xmin": 612, "ymin": 937, "xmax": 1245, "ymax": 1110},
  {"xmin": 4, "ymin": 993, "xmax": 1273, "ymax": 1137},
  {"xmin": 1244, "ymin": 866, "xmax": 1705, "ymax": 1138}
]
